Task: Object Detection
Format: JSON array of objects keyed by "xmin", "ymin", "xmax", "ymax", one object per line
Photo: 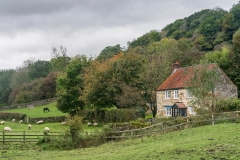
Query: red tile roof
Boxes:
[
  {"xmin": 157, "ymin": 63, "xmax": 216, "ymax": 91},
  {"xmin": 174, "ymin": 102, "xmax": 187, "ymax": 108}
]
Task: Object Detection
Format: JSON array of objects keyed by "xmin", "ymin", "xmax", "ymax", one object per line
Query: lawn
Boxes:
[
  {"xmin": 1, "ymin": 123, "xmax": 240, "ymax": 160},
  {"xmin": 1, "ymin": 102, "xmax": 66, "ymax": 118}
]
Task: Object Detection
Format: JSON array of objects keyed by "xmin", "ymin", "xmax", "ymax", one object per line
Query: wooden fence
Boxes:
[
  {"xmin": 1, "ymin": 111, "xmax": 240, "ymax": 143},
  {"xmin": 104, "ymin": 111, "xmax": 240, "ymax": 141},
  {"xmin": 0, "ymin": 131, "xmax": 99, "ymax": 143}
]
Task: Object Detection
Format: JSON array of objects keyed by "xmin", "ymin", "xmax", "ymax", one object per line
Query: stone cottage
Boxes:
[{"xmin": 156, "ymin": 61, "xmax": 238, "ymax": 117}]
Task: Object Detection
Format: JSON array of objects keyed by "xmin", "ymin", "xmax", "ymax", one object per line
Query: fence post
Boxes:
[
  {"xmin": 141, "ymin": 128, "xmax": 143, "ymax": 142},
  {"xmin": 187, "ymin": 117, "xmax": 189, "ymax": 128},
  {"xmin": 23, "ymin": 130, "xmax": 25, "ymax": 143},
  {"xmin": 237, "ymin": 112, "xmax": 239, "ymax": 123},
  {"xmin": 212, "ymin": 114, "xmax": 214, "ymax": 125},
  {"xmin": 3, "ymin": 131, "xmax": 4, "ymax": 143},
  {"xmin": 130, "ymin": 130, "xmax": 133, "ymax": 141}
]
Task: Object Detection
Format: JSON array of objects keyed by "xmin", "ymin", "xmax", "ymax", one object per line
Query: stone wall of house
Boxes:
[
  {"xmin": 156, "ymin": 89, "xmax": 193, "ymax": 117},
  {"xmin": 214, "ymin": 68, "xmax": 238, "ymax": 98},
  {"xmin": 0, "ymin": 98, "xmax": 56, "ymax": 111}
]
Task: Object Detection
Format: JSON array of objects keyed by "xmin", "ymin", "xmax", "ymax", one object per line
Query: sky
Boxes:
[{"xmin": 0, "ymin": 0, "xmax": 238, "ymax": 70}]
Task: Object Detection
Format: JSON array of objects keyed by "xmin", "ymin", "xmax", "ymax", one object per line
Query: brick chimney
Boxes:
[{"xmin": 171, "ymin": 61, "xmax": 180, "ymax": 73}]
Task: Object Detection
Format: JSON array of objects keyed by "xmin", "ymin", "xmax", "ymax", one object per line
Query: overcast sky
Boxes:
[{"xmin": 0, "ymin": 0, "xmax": 238, "ymax": 70}]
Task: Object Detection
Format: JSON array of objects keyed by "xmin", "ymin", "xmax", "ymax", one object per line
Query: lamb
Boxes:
[
  {"xmin": 61, "ymin": 121, "xmax": 66, "ymax": 126},
  {"xmin": 87, "ymin": 122, "xmax": 92, "ymax": 126},
  {"xmin": 36, "ymin": 120, "xmax": 43, "ymax": 124},
  {"xmin": 12, "ymin": 119, "xmax": 15, "ymax": 122},
  {"xmin": 44, "ymin": 127, "xmax": 50, "ymax": 132},
  {"xmin": 28, "ymin": 124, "xmax": 32, "ymax": 130},
  {"xmin": 4, "ymin": 126, "xmax": 12, "ymax": 131},
  {"xmin": 93, "ymin": 122, "xmax": 98, "ymax": 127},
  {"xmin": 1, "ymin": 121, "xmax": 5, "ymax": 125},
  {"xmin": 19, "ymin": 120, "xmax": 23, "ymax": 123}
]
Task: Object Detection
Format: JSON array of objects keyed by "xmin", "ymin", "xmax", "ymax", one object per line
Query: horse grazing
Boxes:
[{"xmin": 43, "ymin": 107, "xmax": 50, "ymax": 112}]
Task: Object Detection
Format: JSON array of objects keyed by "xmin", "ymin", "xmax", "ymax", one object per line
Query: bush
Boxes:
[
  {"xmin": 216, "ymin": 98, "xmax": 240, "ymax": 112},
  {"xmin": 0, "ymin": 112, "xmax": 27, "ymax": 121}
]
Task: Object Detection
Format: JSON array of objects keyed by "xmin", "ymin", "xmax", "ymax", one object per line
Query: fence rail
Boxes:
[{"xmin": 1, "ymin": 111, "xmax": 240, "ymax": 143}]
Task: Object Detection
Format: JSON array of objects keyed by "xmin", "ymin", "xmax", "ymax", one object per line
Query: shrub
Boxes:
[
  {"xmin": 216, "ymin": 98, "xmax": 240, "ymax": 112},
  {"xmin": 0, "ymin": 112, "xmax": 27, "ymax": 121}
]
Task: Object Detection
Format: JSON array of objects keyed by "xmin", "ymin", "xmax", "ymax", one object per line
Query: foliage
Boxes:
[
  {"xmin": 84, "ymin": 51, "xmax": 145, "ymax": 109},
  {"xmin": 128, "ymin": 30, "xmax": 161, "ymax": 49},
  {"xmin": 0, "ymin": 69, "xmax": 15, "ymax": 107},
  {"xmin": 0, "ymin": 112, "xmax": 27, "ymax": 121},
  {"xmin": 28, "ymin": 60, "xmax": 52, "ymax": 80},
  {"xmin": 216, "ymin": 98, "xmax": 240, "ymax": 112},
  {"xmin": 185, "ymin": 64, "xmax": 220, "ymax": 112},
  {"xmin": 56, "ymin": 55, "xmax": 90, "ymax": 113},
  {"xmin": 8, "ymin": 72, "xmax": 57, "ymax": 105},
  {"xmin": 96, "ymin": 44, "xmax": 122, "ymax": 61},
  {"xmin": 50, "ymin": 46, "xmax": 70, "ymax": 72},
  {"xmin": 77, "ymin": 109, "xmax": 143, "ymax": 123},
  {"xmin": 227, "ymin": 28, "xmax": 240, "ymax": 97}
]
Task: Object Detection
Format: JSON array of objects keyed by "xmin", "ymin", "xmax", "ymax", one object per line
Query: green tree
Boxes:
[
  {"xmin": 227, "ymin": 29, "xmax": 240, "ymax": 97},
  {"xmin": 28, "ymin": 60, "xmax": 52, "ymax": 80},
  {"xmin": 0, "ymin": 69, "xmax": 15, "ymax": 106},
  {"xmin": 51, "ymin": 46, "xmax": 70, "ymax": 72},
  {"xmin": 96, "ymin": 44, "xmax": 121, "ymax": 61},
  {"xmin": 84, "ymin": 51, "xmax": 145, "ymax": 109},
  {"xmin": 56, "ymin": 55, "xmax": 90, "ymax": 114},
  {"xmin": 185, "ymin": 64, "xmax": 220, "ymax": 113}
]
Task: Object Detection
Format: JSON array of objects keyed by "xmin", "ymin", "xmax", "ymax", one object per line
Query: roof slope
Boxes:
[{"xmin": 157, "ymin": 63, "xmax": 216, "ymax": 91}]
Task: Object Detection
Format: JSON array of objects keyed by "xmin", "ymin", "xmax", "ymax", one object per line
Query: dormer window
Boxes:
[
  {"xmin": 174, "ymin": 90, "xmax": 178, "ymax": 99},
  {"xmin": 165, "ymin": 90, "xmax": 171, "ymax": 99}
]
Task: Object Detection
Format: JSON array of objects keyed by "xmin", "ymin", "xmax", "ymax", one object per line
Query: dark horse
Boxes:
[{"xmin": 43, "ymin": 107, "xmax": 50, "ymax": 112}]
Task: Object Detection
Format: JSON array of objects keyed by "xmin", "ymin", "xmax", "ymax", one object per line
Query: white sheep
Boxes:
[
  {"xmin": 1, "ymin": 121, "xmax": 5, "ymax": 125},
  {"xmin": 93, "ymin": 122, "xmax": 98, "ymax": 127},
  {"xmin": 4, "ymin": 126, "xmax": 12, "ymax": 131},
  {"xmin": 19, "ymin": 120, "xmax": 23, "ymax": 123},
  {"xmin": 28, "ymin": 124, "xmax": 32, "ymax": 130},
  {"xmin": 36, "ymin": 120, "xmax": 43, "ymax": 124},
  {"xmin": 61, "ymin": 121, "xmax": 66, "ymax": 126},
  {"xmin": 44, "ymin": 127, "xmax": 50, "ymax": 132},
  {"xmin": 12, "ymin": 119, "xmax": 15, "ymax": 122},
  {"xmin": 87, "ymin": 122, "xmax": 92, "ymax": 126}
]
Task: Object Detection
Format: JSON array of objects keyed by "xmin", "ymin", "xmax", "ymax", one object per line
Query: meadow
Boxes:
[
  {"xmin": 1, "ymin": 123, "xmax": 240, "ymax": 160},
  {"xmin": 0, "ymin": 102, "xmax": 101, "ymax": 133}
]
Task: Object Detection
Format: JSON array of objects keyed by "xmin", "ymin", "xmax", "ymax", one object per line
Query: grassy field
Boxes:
[
  {"xmin": 1, "ymin": 102, "xmax": 66, "ymax": 118},
  {"xmin": 0, "ymin": 102, "xmax": 101, "ymax": 133},
  {"xmin": 1, "ymin": 123, "xmax": 240, "ymax": 160}
]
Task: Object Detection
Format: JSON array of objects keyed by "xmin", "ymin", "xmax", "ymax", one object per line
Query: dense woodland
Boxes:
[{"xmin": 0, "ymin": 2, "xmax": 240, "ymax": 113}]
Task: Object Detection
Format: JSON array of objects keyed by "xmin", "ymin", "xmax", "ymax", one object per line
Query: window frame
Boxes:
[
  {"xmin": 164, "ymin": 106, "xmax": 171, "ymax": 116},
  {"xmin": 186, "ymin": 89, "xmax": 193, "ymax": 98},
  {"xmin": 165, "ymin": 90, "xmax": 171, "ymax": 99},
  {"xmin": 174, "ymin": 90, "xmax": 178, "ymax": 99}
]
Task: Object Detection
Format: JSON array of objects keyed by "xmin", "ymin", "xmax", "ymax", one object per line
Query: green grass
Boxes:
[
  {"xmin": 1, "ymin": 123, "xmax": 240, "ymax": 160},
  {"xmin": 1, "ymin": 102, "xmax": 66, "ymax": 118}
]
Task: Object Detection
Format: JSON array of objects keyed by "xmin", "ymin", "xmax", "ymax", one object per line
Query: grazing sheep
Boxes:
[
  {"xmin": 28, "ymin": 105, "xmax": 34, "ymax": 110},
  {"xmin": 93, "ymin": 122, "xmax": 98, "ymax": 127},
  {"xmin": 12, "ymin": 119, "xmax": 15, "ymax": 122},
  {"xmin": 19, "ymin": 120, "xmax": 23, "ymax": 123},
  {"xmin": 87, "ymin": 122, "xmax": 92, "ymax": 126},
  {"xmin": 44, "ymin": 127, "xmax": 50, "ymax": 132},
  {"xmin": 36, "ymin": 120, "xmax": 43, "ymax": 124},
  {"xmin": 4, "ymin": 126, "xmax": 12, "ymax": 131},
  {"xmin": 1, "ymin": 121, "xmax": 5, "ymax": 125},
  {"xmin": 61, "ymin": 121, "xmax": 66, "ymax": 126},
  {"xmin": 28, "ymin": 124, "xmax": 32, "ymax": 130}
]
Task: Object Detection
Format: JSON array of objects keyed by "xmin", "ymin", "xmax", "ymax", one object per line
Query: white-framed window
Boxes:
[
  {"xmin": 164, "ymin": 106, "xmax": 171, "ymax": 116},
  {"xmin": 174, "ymin": 90, "xmax": 178, "ymax": 99},
  {"xmin": 186, "ymin": 89, "xmax": 193, "ymax": 98},
  {"xmin": 188, "ymin": 106, "xmax": 196, "ymax": 115},
  {"xmin": 165, "ymin": 90, "xmax": 171, "ymax": 99}
]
